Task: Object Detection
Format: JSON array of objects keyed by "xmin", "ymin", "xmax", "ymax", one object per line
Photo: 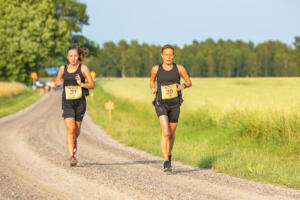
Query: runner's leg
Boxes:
[
  {"xmin": 64, "ymin": 117, "xmax": 76, "ymax": 157},
  {"xmin": 159, "ymin": 115, "xmax": 171, "ymax": 161},
  {"xmin": 73, "ymin": 121, "xmax": 82, "ymax": 155},
  {"xmin": 75, "ymin": 121, "xmax": 82, "ymax": 140},
  {"xmin": 169, "ymin": 122, "xmax": 178, "ymax": 155}
]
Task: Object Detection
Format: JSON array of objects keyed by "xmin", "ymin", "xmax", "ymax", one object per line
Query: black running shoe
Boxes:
[{"xmin": 163, "ymin": 161, "xmax": 172, "ymax": 172}]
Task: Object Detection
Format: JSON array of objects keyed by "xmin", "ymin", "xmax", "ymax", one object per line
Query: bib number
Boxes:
[
  {"xmin": 65, "ymin": 86, "xmax": 82, "ymax": 100},
  {"xmin": 161, "ymin": 84, "xmax": 178, "ymax": 100}
]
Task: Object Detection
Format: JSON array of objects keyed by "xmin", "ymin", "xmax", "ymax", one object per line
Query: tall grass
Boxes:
[
  {"xmin": 0, "ymin": 86, "xmax": 43, "ymax": 118},
  {"xmin": 87, "ymin": 78, "xmax": 300, "ymax": 189},
  {"xmin": 0, "ymin": 81, "xmax": 26, "ymax": 101}
]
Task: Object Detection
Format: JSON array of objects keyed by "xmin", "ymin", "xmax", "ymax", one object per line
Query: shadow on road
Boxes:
[
  {"xmin": 77, "ymin": 160, "xmax": 161, "ymax": 167},
  {"xmin": 77, "ymin": 160, "xmax": 205, "ymax": 175},
  {"xmin": 198, "ymin": 152, "xmax": 232, "ymax": 169},
  {"xmin": 168, "ymin": 168, "xmax": 207, "ymax": 175}
]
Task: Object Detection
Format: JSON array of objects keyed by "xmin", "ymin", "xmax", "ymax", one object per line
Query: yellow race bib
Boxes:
[
  {"xmin": 161, "ymin": 84, "xmax": 178, "ymax": 100},
  {"xmin": 65, "ymin": 86, "xmax": 82, "ymax": 100}
]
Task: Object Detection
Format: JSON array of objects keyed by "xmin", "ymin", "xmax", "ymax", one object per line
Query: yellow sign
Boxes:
[
  {"xmin": 91, "ymin": 71, "xmax": 96, "ymax": 79},
  {"xmin": 105, "ymin": 101, "xmax": 114, "ymax": 121},
  {"xmin": 30, "ymin": 72, "xmax": 38, "ymax": 79},
  {"xmin": 65, "ymin": 86, "xmax": 82, "ymax": 100},
  {"xmin": 105, "ymin": 101, "xmax": 114, "ymax": 110},
  {"xmin": 161, "ymin": 84, "xmax": 178, "ymax": 100}
]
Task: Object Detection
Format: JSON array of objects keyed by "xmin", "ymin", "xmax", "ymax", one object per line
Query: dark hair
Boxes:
[
  {"xmin": 161, "ymin": 44, "xmax": 174, "ymax": 54},
  {"xmin": 66, "ymin": 44, "xmax": 89, "ymax": 62}
]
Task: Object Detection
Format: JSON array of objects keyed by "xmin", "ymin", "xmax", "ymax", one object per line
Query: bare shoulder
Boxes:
[
  {"xmin": 81, "ymin": 64, "xmax": 89, "ymax": 70},
  {"xmin": 151, "ymin": 65, "xmax": 159, "ymax": 73},
  {"xmin": 176, "ymin": 64, "xmax": 185, "ymax": 72},
  {"xmin": 58, "ymin": 65, "xmax": 65, "ymax": 72},
  {"xmin": 81, "ymin": 64, "xmax": 90, "ymax": 73}
]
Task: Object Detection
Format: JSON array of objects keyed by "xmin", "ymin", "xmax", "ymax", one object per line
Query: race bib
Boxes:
[
  {"xmin": 65, "ymin": 86, "xmax": 82, "ymax": 100},
  {"xmin": 161, "ymin": 84, "xmax": 178, "ymax": 100}
]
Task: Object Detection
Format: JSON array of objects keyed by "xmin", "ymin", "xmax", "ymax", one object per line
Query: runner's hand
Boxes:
[
  {"xmin": 177, "ymin": 83, "xmax": 185, "ymax": 91},
  {"xmin": 56, "ymin": 79, "xmax": 63, "ymax": 86},
  {"xmin": 151, "ymin": 88, "xmax": 157, "ymax": 94},
  {"xmin": 75, "ymin": 74, "xmax": 81, "ymax": 85}
]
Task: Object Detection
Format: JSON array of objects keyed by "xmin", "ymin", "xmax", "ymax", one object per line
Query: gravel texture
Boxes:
[{"xmin": 0, "ymin": 91, "xmax": 299, "ymax": 200}]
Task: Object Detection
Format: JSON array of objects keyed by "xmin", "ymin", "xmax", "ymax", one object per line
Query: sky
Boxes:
[{"xmin": 80, "ymin": 0, "xmax": 300, "ymax": 47}]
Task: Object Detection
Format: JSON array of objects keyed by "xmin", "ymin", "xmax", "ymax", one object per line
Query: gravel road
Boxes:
[{"xmin": 0, "ymin": 91, "xmax": 299, "ymax": 200}]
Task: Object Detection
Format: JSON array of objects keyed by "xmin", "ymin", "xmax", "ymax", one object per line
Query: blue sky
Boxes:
[{"xmin": 80, "ymin": 0, "xmax": 300, "ymax": 47}]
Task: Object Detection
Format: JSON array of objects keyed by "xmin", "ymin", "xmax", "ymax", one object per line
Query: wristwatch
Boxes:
[{"xmin": 183, "ymin": 83, "xmax": 187, "ymax": 88}]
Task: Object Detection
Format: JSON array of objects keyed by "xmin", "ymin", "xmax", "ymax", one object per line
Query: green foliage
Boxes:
[
  {"xmin": 0, "ymin": 0, "xmax": 70, "ymax": 82},
  {"xmin": 52, "ymin": 0, "xmax": 100, "ymax": 57},
  {"xmin": 53, "ymin": 0, "xmax": 88, "ymax": 33},
  {"xmin": 0, "ymin": 0, "xmax": 96, "ymax": 82},
  {"xmin": 89, "ymin": 38, "xmax": 300, "ymax": 78}
]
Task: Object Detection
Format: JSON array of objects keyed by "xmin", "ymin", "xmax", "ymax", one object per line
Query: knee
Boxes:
[
  {"xmin": 162, "ymin": 129, "xmax": 170, "ymax": 138},
  {"xmin": 67, "ymin": 126, "xmax": 76, "ymax": 134}
]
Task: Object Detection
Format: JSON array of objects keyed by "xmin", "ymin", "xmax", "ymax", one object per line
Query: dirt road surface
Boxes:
[{"xmin": 0, "ymin": 92, "xmax": 299, "ymax": 200}]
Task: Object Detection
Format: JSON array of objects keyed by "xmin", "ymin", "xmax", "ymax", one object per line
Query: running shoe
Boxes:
[
  {"xmin": 163, "ymin": 160, "xmax": 172, "ymax": 172},
  {"xmin": 70, "ymin": 155, "xmax": 77, "ymax": 167},
  {"xmin": 73, "ymin": 140, "xmax": 77, "ymax": 155}
]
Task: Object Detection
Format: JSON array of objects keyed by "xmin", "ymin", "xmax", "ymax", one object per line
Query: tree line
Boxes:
[
  {"xmin": 0, "ymin": 0, "xmax": 98, "ymax": 83},
  {"xmin": 88, "ymin": 38, "xmax": 300, "ymax": 78},
  {"xmin": 1, "ymin": 1, "xmax": 299, "ymax": 82}
]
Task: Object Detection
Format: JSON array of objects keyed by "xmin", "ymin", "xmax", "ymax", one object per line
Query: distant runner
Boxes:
[
  {"xmin": 150, "ymin": 44, "xmax": 192, "ymax": 172},
  {"xmin": 55, "ymin": 44, "xmax": 94, "ymax": 166}
]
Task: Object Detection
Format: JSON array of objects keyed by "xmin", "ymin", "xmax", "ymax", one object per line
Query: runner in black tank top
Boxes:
[
  {"xmin": 155, "ymin": 63, "xmax": 183, "ymax": 107},
  {"xmin": 55, "ymin": 44, "xmax": 95, "ymax": 167},
  {"xmin": 150, "ymin": 44, "xmax": 192, "ymax": 172}
]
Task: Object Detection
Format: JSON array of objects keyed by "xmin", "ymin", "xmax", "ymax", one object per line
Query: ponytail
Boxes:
[{"xmin": 66, "ymin": 44, "xmax": 89, "ymax": 62}]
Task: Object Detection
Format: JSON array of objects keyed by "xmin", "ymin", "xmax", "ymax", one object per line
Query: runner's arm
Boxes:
[
  {"xmin": 55, "ymin": 66, "xmax": 64, "ymax": 87},
  {"xmin": 177, "ymin": 65, "xmax": 192, "ymax": 90},
  {"xmin": 150, "ymin": 65, "xmax": 158, "ymax": 94},
  {"xmin": 81, "ymin": 65, "xmax": 95, "ymax": 89}
]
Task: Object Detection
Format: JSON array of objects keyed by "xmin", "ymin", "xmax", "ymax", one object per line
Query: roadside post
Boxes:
[
  {"xmin": 30, "ymin": 72, "xmax": 38, "ymax": 90},
  {"xmin": 90, "ymin": 71, "xmax": 96, "ymax": 100},
  {"xmin": 105, "ymin": 101, "xmax": 114, "ymax": 121}
]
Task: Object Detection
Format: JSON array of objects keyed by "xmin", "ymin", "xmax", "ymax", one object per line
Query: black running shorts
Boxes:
[
  {"xmin": 154, "ymin": 103, "xmax": 180, "ymax": 123},
  {"xmin": 62, "ymin": 99, "xmax": 86, "ymax": 121}
]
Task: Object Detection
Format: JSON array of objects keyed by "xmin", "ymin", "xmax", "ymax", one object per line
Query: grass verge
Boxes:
[
  {"xmin": 87, "ymin": 80, "xmax": 300, "ymax": 189},
  {"xmin": 0, "ymin": 88, "xmax": 44, "ymax": 118}
]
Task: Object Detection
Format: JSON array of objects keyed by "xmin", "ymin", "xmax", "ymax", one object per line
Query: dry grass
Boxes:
[
  {"xmin": 0, "ymin": 81, "xmax": 26, "ymax": 100},
  {"xmin": 88, "ymin": 78, "xmax": 300, "ymax": 189},
  {"xmin": 100, "ymin": 77, "xmax": 300, "ymax": 112}
]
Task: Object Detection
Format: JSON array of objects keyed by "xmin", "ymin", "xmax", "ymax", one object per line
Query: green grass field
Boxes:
[{"xmin": 87, "ymin": 78, "xmax": 300, "ymax": 189}]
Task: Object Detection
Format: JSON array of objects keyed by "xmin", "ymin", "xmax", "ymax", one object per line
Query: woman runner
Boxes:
[
  {"xmin": 55, "ymin": 44, "xmax": 94, "ymax": 166},
  {"xmin": 150, "ymin": 44, "xmax": 192, "ymax": 172}
]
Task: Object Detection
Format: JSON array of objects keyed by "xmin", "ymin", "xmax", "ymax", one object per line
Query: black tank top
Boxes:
[
  {"xmin": 62, "ymin": 64, "xmax": 85, "ymax": 102},
  {"xmin": 156, "ymin": 63, "xmax": 182, "ymax": 105}
]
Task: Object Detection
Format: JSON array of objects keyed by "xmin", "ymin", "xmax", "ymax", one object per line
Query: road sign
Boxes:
[
  {"xmin": 105, "ymin": 101, "xmax": 114, "ymax": 121},
  {"xmin": 91, "ymin": 71, "xmax": 96, "ymax": 79},
  {"xmin": 30, "ymin": 72, "xmax": 37, "ymax": 79}
]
